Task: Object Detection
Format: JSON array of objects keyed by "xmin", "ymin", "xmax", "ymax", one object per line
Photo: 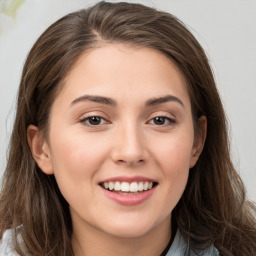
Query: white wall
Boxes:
[{"xmin": 0, "ymin": 0, "xmax": 255, "ymax": 201}]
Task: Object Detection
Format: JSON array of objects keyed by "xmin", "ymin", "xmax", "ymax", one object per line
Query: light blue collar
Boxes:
[{"xmin": 166, "ymin": 230, "xmax": 219, "ymax": 256}]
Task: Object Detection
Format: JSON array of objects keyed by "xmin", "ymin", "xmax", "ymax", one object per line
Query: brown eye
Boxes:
[
  {"xmin": 149, "ymin": 116, "xmax": 176, "ymax": 126},
  {"xmin": 80, "ymin": 116, "xmax": 107, "ymax": 126},
  {"xmin": 153, "ymin": 117, "xmax": 166, "ymax": 125},
  {"xmin": 88, "ymin": 116, "xmax": 102, "ymax": 125}
]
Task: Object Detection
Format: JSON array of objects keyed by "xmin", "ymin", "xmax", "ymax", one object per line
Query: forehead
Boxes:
[{"xmin": 55, "ymin": 44, "xmax": 191, "ymax": 108}]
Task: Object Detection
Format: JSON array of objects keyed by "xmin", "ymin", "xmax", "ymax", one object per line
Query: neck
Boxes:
[{"xmin": 71, "ymin": 216, "xmax": 172, "ymax": 256}]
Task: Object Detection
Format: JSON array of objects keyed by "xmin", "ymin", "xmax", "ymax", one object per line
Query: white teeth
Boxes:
[
  {"xmin": 114, "ymin": 181, "xmax": 121, "ymax": 191},
  {"xmin": 120, "ymin": 182, "xmax": 130, "ymax": 192},
  {"xmin": 143, "ymin": 181, "xmax": 149, "ymax": 191},
  {"xmin": 102, "ymin": 181, "xmax": 155, "ymax": 192},
  {"xmin": 138, "ymin": 182, "xmax": 144, "ymax": 191},
  {"xmin": 130, "ymin": 182, "xmax": 138, "ymax": 192},
  {"xmin": 108, "ymin": 182, "xmax": 114, "ymax": 190}
]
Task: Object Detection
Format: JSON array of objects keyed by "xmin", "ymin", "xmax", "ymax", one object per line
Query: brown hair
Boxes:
[{"xmin": 0, "ymin": 1, "xmax": 255, "ymax": 255}]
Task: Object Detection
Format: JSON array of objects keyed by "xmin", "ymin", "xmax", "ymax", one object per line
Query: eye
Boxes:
[
  {"xmin": 80, "ymin": 116, "xmax": 108, "ymax": 126},
  {"xmin": 149, "ymin": 116, "xmax": 176, "ymax": 126}
]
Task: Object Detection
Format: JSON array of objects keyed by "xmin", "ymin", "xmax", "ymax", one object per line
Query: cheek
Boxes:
[
  {"xmin": 154, "ymin": 132, "xmax": 194, "ymax": 173},
  {"xmin": 47, "ymin": 130, "xmax": 111, "ymax": 201},
  {"xmin": 47, "ymin": 131, "xmax": 111, "ymax": 211},
  {"xmin": 151, "ymin": 132, "xmax": 193, "ymax": 207},
  {"xmin": 49, "ymin": 130, "xmax": 108, "ymax": 173}
]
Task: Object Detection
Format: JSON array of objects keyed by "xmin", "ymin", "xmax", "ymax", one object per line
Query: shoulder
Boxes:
[
  {"xmin": 166, "ymin": 229, "xmax": 219, "ymax": 256},
  {"xmin": 0, "ymin": 229, "xmax": 19, "ymax": 256},
  {"xmin": 190, "ymin": 245, "xmax": 219, "ymax": 256}
]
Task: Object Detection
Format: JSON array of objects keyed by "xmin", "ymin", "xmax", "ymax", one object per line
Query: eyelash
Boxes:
[
  {"xmin": 147, "ymin": 116, "xmax": 176, "ymax": 126},
  {"xmin": 79, "ymin": 115, "xmax": 176, "ymax": 127},
  {"xmin": 79, "ymin": 116, "xmax": 108, "ymax": 126}
]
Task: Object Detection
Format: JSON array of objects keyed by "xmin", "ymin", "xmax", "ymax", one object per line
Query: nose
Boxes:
[{"xmin": 111, "ymin": 123, "xmax": 148, "ymax": 167}]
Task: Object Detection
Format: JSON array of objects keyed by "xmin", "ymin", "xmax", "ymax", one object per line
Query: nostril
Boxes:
[
  {"xmin": 115, "ymin": 158, "xmax": 145, "ymax": 166},
  {"xmin": 117, "ymin": 159, "xmax": 126, "ymax": 163}
]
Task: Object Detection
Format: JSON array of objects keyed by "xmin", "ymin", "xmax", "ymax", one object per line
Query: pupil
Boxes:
[
  {"xmin": 154, "ymin": 117, "xmax": 165, "ymax": 125},
  {"xmin": 89, "ymin": 116, "xmax": 101, "ymax": 125}
]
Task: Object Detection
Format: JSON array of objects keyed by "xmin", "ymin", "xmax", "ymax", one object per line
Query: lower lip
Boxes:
[{"xmin": 100, "ymin": 186, "xmax": 156, "ymax": 206}]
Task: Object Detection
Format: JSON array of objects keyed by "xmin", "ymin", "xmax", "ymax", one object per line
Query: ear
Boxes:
[
  {"xmin": 189, "ymin": 116, "xmax": 207, "ymax": 168},
  {"xmin": 27, "ymin": 125, "xmax": 54, "ymax": 175}
]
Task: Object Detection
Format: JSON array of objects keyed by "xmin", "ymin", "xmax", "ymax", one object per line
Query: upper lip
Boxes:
[{"xmin": 99, "ymin": 176, "xmax": 157, "ymax": 183}]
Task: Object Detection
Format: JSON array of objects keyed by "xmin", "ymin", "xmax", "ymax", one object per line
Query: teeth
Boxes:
[
  {"xmin": 120, "ymin": 182, "xmax": 130, "ymax": 192},
  {"xmin": 130, "ymin": 182, "xmax": 138, "ymax": 192},
  {"xmin": 109, "ymin": 182, "xmax": 114, "ymax": 191},
  {"xmin": 143, "ymin": 181, "xmax": 149, "ymax": 190},
  {"xmin": 138, "ymin": 182, "xmax": 144, "ymax": 191},
  {"xmin": 102, "ymin": 181, "xmax": 154, "ymax": 192},
  {"xmin": 114, "ymin": 181, "xmax": 121, "ymax": 191}
]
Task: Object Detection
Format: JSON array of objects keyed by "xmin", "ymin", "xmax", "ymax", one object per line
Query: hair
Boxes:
[{"xmin": 0, "ymin": 1, "xmax": 255, "ymax": 255}]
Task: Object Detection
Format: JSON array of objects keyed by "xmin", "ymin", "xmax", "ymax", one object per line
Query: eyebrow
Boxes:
[
  {"xmin": 70, "ymin": 94, "xmax": 184, "ymax": 108},
  {"xmin": 145, "ymin": 95, "xmax": 184, "ymax": 107},
  {"xmin": 71, "ymin": 95, "xmax": 117, "ymax": 106}
]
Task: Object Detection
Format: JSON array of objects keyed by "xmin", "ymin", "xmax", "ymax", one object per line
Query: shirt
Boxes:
[{"xmin": 166, "ymin": 229, "xmax": 219, "ymax": 256}]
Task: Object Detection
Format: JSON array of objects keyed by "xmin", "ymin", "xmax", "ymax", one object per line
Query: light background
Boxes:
[{"xmin": 0, "ymin": 0, "xmax": 255, "ymax": 201}]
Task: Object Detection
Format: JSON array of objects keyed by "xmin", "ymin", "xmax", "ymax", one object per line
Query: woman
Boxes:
[{"xmin": 0, "ymin": 1, "xmax": 255, "ymax": 255}]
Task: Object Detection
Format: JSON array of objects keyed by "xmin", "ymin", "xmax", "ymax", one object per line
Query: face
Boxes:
[{"xmin": 30, "ymin": 44, "xmax": 205, "ymax": 239}]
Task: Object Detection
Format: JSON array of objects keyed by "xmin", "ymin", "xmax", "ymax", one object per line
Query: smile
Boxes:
[
  {"xmin": 100, "ymin": 181, "xmax": 157, "ymax": 193},
  {"xmin": 99, "ymin": 176, "xmax": 158, "ymax": 205},
  {"xmin": 99, "ymin": 178, "xmax": 158, "ymax": 205}
]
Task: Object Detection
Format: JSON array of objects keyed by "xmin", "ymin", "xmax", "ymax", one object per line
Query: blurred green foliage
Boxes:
[{"xmin": 0, "ymin": 0, "xmax": 25, "ymax": 18}]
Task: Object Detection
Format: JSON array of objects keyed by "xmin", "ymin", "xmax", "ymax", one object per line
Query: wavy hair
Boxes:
[{"xmin": 0, "ymin": 1, "xmax": 255, "ymax": 255}]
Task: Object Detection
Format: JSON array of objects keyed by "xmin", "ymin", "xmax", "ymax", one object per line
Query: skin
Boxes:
[{"xmin": 28, "ymin": 44, "xmax": 206, "ymax": 256}]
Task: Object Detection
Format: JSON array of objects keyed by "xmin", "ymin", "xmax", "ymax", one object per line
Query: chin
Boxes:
[{"xmin": 99, "ymin": 217, "xmax": 158, "ymax": 238}]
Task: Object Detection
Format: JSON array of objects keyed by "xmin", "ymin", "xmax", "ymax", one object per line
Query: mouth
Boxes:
[{"xmin": 99, "ymin": 181, "xmax": 158, "ymax": 194}]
